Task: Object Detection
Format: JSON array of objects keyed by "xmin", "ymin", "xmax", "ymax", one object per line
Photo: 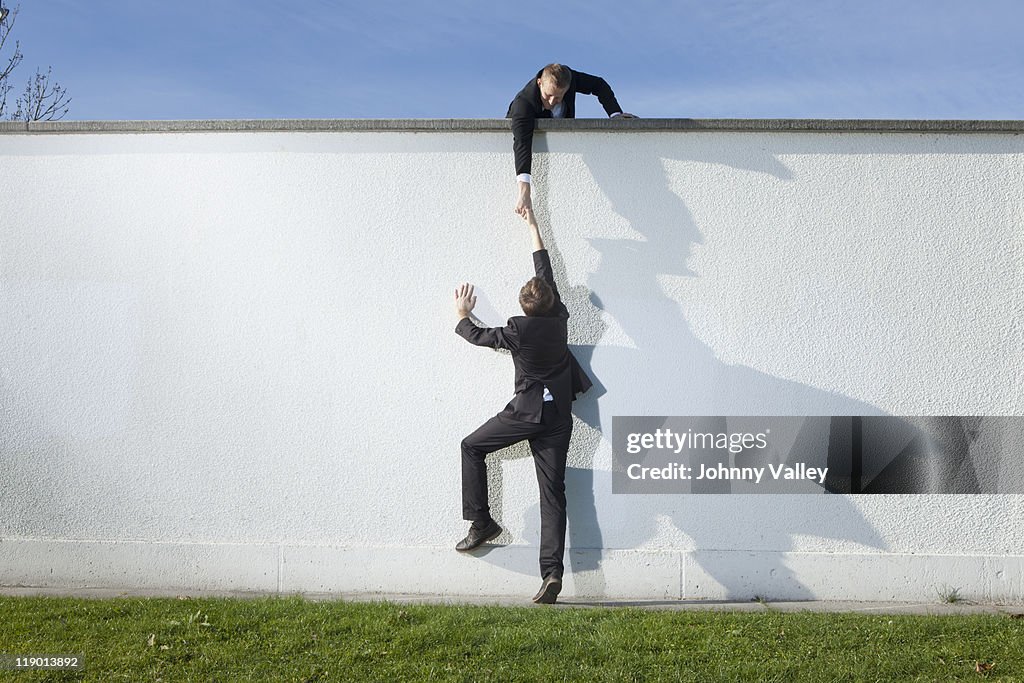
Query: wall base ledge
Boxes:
[{"xmin": 2, "ymin": 538, "xmax": 1022, "ymax": 604}]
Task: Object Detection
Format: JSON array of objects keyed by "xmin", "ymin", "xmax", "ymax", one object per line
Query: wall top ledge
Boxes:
[{"xmin": 1, "ymin": 118, "xmax": 1022, "ymax": 135}]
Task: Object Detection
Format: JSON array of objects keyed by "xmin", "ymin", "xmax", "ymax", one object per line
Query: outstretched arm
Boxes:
[
  {"xmin": 512, "ymin": 118, "xmax": 535, "ymax": 217},
  {"xmin": 509, "ymin": 99, "xmax": 537, "ymax": 217},
  {"xmin": 454, "ymin": 282, "xmax": 520, "ymax": 350},
  {"xmin": 522, "ymin": 208, "xmax": 544, "ymax": 253},
  {"xmin": 520, "ymin": 209, "xmax": 568, "ymax": 317}
]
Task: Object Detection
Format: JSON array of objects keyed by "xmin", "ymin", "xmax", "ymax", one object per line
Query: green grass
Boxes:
[{"xmin": 0, "ymin": 595, "xmax": 1022, "ymax": 682}]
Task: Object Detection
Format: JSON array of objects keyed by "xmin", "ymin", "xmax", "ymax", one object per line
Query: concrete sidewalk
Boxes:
[{"xmin": 2, "ymin": 586, "xmax": 1021, "ymax": 617}]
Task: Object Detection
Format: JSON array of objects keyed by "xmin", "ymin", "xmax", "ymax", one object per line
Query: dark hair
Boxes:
[
  {"xmin": 519, "ymin": 276, "xmax": 555, "ymax": 316},
  {"xmin": 540, "ymin": 63, "xmax": 572, "ymax": 89}
]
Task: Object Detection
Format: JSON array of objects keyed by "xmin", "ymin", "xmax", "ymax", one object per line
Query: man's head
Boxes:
[
  {"xmin": 537, "ymin": 63, "xmax": 571, "ymax": 111},
  {"xmin": 519, "ymin": 276, "xmax": 555, "ymax": 316}
]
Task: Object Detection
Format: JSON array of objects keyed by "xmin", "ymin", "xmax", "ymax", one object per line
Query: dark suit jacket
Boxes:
[
  {"xmin": 456, "ymin": 249, "xmax": 593, "ymax": 424},
  {"xmin": 506, "ymin": 66, "xmax": 623, "ymax": 176}
]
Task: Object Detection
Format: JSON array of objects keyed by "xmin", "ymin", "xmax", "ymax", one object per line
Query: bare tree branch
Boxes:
[
  {"xmin": 0, "ymin": 5, "xmax": 25, "ymax": 119},
  {"xmin": 1, "ymin": 4, "xmax": 71, "ymax": 121},
  {"xmin": 0, "ymin": 5, "xmax": 20, "ymax": 62},
  {"xmin": 14, "ymin": 66, "xmax": 71, "ymax": 121}
]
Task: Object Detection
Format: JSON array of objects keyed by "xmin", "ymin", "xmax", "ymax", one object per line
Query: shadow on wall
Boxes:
[{"xmin": 476, "ymin": 136, "xmax": 892, "ymax": 599}]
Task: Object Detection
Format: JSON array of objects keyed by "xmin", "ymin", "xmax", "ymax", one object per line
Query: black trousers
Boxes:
[{"xmin": 461, "ymin": 401, "xmax": 572, "ymax": 579}]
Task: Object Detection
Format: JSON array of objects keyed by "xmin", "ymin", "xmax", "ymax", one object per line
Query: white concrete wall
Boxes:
[{"xmin": 1, "ymin": 125, "xmax": 1022, "ymax": 602}]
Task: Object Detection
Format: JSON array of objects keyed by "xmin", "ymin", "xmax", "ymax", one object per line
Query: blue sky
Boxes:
[{"xmin": 5, "ymin": 0, "xmax": 1024, "ymax": 120}]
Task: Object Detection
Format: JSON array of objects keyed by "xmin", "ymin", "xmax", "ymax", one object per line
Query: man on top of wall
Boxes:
[
  {"xmin": 507, "ymin": 63, "xmax": 636, "ymax": 216},
  {"xmin": 453, "ymin": 208, "xmax": 592, "ymax": 604}
]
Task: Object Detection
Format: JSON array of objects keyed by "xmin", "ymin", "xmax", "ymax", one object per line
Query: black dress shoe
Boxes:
[
  {"xmin": 532, "ymin": 574, "xmax": 562, "ymax": 604},
  {"xmin": 455, "ymin": 520, "xmax": 502, "ymax": 552}
]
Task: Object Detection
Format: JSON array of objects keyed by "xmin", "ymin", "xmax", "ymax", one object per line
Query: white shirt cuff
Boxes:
[{"xmin": 517, "ymin": 173, "xmax": 532, "ymax": 184}]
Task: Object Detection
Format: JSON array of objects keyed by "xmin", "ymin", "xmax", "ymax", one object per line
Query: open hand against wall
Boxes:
[{"xmin": 455, "ymin": 283, "xmax": 477, "ymax": 319}]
